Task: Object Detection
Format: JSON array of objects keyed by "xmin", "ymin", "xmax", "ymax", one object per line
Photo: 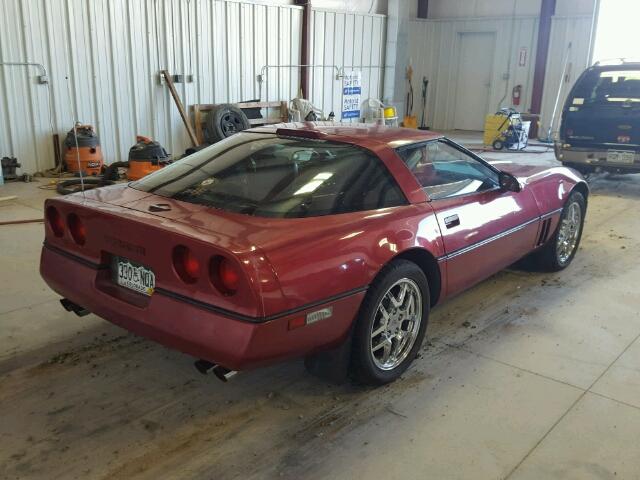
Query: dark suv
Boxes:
[{"xmin": 556, "ymin": 61, "xmax": 640, "ymax": 174}]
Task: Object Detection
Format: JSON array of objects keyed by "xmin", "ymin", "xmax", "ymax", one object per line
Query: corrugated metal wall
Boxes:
[
  {"xmin": 0, "ymin": 0, "xmax": 304, "ymax": 173},
  {"xmin": 538, "ymin": 15, "xmax": 593, "ymax": 137},
  {"xmin": 408, "ymin": 16, "xmax": 539, "ymax": 131},
  {"xmin": 0, "ymin": 1, "xmax": 389, "ymax": 174},
  {"xmin": 308, "ymin": 8, "xmax": 386, "ymax": 118},
  {"xmin": 408, "ymin": 14, "xmax": 592, "ymax": 133}
]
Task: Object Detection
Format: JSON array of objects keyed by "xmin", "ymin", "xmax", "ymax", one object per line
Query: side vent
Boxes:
[{"xmin": 536, "ymin": 218, "xmax": 552, "ymax": 246}]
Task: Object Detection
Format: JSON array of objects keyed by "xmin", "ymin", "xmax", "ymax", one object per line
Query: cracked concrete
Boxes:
[{"xmin": 1, "ymin": 137, "xmax": 640, "ymax": 480}]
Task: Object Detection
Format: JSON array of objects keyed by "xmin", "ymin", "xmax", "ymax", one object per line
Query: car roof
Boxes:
[
  {"xmin": 589, "ymin": 61, "xmax": 640, "ymax": 71},
  {"xmin": 249, "ymin": 121, "xmax": 444, "ymax": 149}
]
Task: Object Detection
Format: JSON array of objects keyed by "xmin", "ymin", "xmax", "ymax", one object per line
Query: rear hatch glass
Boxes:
[
  {"xmin": 564, "ymin": 66, "xmax": 640, "ymax": 146},
  {"xmin": 131, "ymin": 132, "xmax": 406, "ymax": 218}
]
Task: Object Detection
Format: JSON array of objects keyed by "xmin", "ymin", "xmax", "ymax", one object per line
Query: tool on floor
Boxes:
[
  {"xmin": 161, "ymin": 70, "xmax": 199, "ymax": 147},
  {"xmin": 418, "ymin": 77, "xmax": 429, "ymax": 130},
  {"xmin": 483, "ymin": 108, "xmax": 529, "ymax": 150},
  {"xmin": 126, "ymin": 136, "xmax": 171, "ymax": 181},
  {"xmin": 403, "ymin": 65, "xmax": 417, "ymax": 128},
  {"xmin": 63, "ymin": 124, "xmax": 104, "ymax": 176},
  {"xmin": 540, "ymin": 42, "xmax": 573, "ymax": 143},
  {"xmin": 1, "ymin": 157, "xmax": 21, "ymax": 181}
]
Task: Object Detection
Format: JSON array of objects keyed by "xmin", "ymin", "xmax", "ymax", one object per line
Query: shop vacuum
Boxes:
[
  {"xmin": 64, "ymin": 124, "xmax": 104, "ymax": 175},
  {"xmin": 126, "ymin": 136, "xmax": 171, "ymax": 180}
]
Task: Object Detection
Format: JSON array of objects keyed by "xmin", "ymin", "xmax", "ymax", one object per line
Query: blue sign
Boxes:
[{"xmin": 341, "ymin": 71, "xmax": 362, "ymax": 120}]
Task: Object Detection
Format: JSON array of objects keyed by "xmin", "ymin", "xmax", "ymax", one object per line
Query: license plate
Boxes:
[
  {"xmin": 112, "ymin": 256, "xmax": 155, "ymax": 296},
  {"xmin": 606, "ymin": 150, "xmax": 635, "ymax": 164}
]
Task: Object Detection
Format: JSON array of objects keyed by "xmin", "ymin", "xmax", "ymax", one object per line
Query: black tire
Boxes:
[
  {"xmin": 533, "ymin": 190, "xmax": 586, "ymax": 271},
  {"xmin": 204, "ymin": 104, "xmax": 251, "ymax": 143},
  {"xmin": 102, "ymin": 161, "xmax": 129, "ymax": 181},
  {"xmin": 350, "ymin": 260, "xmax": 430, "ymax": 385},
  {"xmin": 492, "ymin": 139, "xmax": 504, "ymax": 150}
]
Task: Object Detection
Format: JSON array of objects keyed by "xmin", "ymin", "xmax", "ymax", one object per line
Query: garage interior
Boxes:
[{"xmin": 2, "ymin": 0, "xmax": 640, "ymax": 478}]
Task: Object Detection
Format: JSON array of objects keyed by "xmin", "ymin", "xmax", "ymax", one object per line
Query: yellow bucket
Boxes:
[{"xmin": 383, "ymin": 106, "xmax": 396, "ymax": 119}]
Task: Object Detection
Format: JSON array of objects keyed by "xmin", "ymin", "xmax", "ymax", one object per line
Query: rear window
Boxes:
[
  {"xmin": 571, "ymin": 68, "xmax": 640, "ymax": 106},
  {"xmin": 132, "ymin": 132, "xmax": 406, "ymax": 218}
]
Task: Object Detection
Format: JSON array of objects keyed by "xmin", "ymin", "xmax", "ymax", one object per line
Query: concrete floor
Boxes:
[{"xmin": 2, "ymin": 138, "xmax": 640, "ymax": 480}]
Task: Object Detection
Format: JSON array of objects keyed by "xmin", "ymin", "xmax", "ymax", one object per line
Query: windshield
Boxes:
[
  {"xmin": 571, "ymin": 68, "xmax": 640, "ymax": 106},
  {"xmin": 132, "ymin": 132, "xmax": 406, "ymax": 218}
]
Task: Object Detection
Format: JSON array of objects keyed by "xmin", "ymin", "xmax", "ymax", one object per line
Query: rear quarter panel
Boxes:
[{"xmin": 262, "ymin": 203, "xmax": 444, "ymax": 311}]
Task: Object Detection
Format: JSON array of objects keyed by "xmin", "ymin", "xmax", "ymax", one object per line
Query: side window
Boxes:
[{"xmin": 398, "ymin": 140, "xmax": 498, "ymax": 200}]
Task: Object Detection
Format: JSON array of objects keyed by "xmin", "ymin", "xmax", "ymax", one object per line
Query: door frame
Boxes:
[{"xmin": 451, "ymin": 31, "xmax": 497, "ymax": 131}]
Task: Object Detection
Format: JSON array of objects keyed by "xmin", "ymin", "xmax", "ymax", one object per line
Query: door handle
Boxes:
[
  {"xmin": 148, "ymin": 203, "xmax": 172, "ymax": 212},
  {"xmin": 444, "ymin": 214, "xmax": 460, "ymax": 229}
]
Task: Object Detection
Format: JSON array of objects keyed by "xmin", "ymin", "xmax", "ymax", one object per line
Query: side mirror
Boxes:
[{"xmin": 499, "ymin": 172, "xmax": 521, "ymax": 192}]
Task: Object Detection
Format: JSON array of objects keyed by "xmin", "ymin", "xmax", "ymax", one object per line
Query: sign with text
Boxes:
[{"xmin": 341, "ymin": 71, "xmax": 362, "ymax": 119}]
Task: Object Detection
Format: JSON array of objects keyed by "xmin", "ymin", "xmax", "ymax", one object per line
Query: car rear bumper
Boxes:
[
  {"xmin": 40, "ymin": 244, "xmax": 364, "ymax": 370},
  {"xmin": 556, "ymin": 145, "xmax": 640, "ymax": 172}
]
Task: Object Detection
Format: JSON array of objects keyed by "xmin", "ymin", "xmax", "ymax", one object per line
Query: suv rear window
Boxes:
[
  {"xmin": 571, "ymin": 68, "xmax": 640, "ymax": 105},
  {"xmin": 132, "ymin": 132, "xmax": 406, "ymax": 218}
]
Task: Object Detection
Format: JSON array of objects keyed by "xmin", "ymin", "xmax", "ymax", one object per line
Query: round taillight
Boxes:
[
  {"xmin": 210, "ymin": 256, "xmax": 240, "ymax": 295},
  {"xmin": 46, "ymin": 206, "xmax": 64, "ymax": 237},
  {"xmin": 67, "ymin": 213, "xmax": 86, "ymax": 245},
  {"xmin": 173, "ymin": 245, "xmax": 200, "ymax": 283}
]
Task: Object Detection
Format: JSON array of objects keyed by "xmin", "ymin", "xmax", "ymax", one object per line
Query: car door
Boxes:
[{"xmin": 398, "ymin": 139, "xmax": 541, "ymax": 296}]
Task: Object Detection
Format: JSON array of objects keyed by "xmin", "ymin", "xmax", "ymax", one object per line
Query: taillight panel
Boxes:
[
  {"xmin": 172, "ymin": 245, "xmax": 200, "ymax": 284},
  {"xmin": 210, "ymin": 255, "xmax": 241, "ymax": 295},
  {"xmin": 67, "ymin": 213, "xmax": 86, "ymax": 245},
  {"xmin": 46, "ymin": 206, "xmax": 65, "ymax": 237}
]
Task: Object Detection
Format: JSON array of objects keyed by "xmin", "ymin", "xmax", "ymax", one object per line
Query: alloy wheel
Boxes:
[
  {"xmin": 370, "ymin": 278, "xmax": 423, "ymax": 371},
  {"xmin": 556, "ymin": 201, "xmax": 582, "ymax": 265}
]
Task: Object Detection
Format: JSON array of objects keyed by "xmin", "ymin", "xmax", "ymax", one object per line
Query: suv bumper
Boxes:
[{"xmin": 556, "ymin": 144, "xmax": 640, "ymax": 173}]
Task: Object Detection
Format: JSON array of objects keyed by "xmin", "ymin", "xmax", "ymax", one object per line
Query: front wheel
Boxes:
[
  {"xmin": 350, "ymin": 260, "xmax": 429, "ymax": 385},
  {"xmin": 533, "ymin": 190, "xmax": 586, "ymax": 271}
]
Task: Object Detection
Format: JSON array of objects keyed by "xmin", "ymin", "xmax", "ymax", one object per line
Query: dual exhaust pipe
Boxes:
[
  {"xmin": 61, "ymin": 299, "xmax": 237, "ymax": 383},
  {"xmin": 60, "ymin": 298, "xmax": 90, "ymax": 317},
  {"xmin": 194, "ymin": 359, "xmax": 238, "ymax": 382}
]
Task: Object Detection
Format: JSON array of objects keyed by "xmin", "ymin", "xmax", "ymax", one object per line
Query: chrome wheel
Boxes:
[
  {"xmin": 556, "ymin": 201, "xmax": 582, "ymax": 265},
  {"xmin": 370, "ymin": 278, "xmax": 422, "ymax": 371}
]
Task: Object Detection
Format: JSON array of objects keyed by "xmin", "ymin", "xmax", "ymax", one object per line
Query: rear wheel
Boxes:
[
  {"xmin": 350, "ymin": 260, "xmax": 429, "ymax": 385},
  {"xmin": 533, "ymin": 191, "xmax": 586, "ymax": 271}
]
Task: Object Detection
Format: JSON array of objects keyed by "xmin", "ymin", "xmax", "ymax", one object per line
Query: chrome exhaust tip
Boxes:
[
  {"xmin": 194, "ymin": 359, "xmax": 237, "ymax": 382},
  {"xmin": 60, "ymin": 298, "xmax": 90, "ymax": 317}
]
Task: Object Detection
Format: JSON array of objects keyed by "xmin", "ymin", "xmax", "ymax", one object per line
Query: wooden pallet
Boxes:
[{"xmin": 192, "ymin": 101, "xmax": 288, "ymax": 144}]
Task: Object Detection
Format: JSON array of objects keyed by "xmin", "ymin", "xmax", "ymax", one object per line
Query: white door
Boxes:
[{"xmin": 453, "ymin": 32, "xmax": 496, "ymax": 131}]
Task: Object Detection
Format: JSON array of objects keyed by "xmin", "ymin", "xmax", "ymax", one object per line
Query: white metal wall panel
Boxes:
[
  {"xmin": 408, "ymin": 16, "xmax": 539, "ymax": 131},
  {"xmin": 538, "ymin": 15, "xmax": 593, "ymax": 136},
  {"xmin": 408, "ymin": 14, "xmax": 593, "ymax": 134},
  {"xmin": 0, "ymin": 0, "xmax": 303, "ymax": 173},
  {"xmin": 308, "ymin": 8, "xmax": 386, "ymax": 119}
]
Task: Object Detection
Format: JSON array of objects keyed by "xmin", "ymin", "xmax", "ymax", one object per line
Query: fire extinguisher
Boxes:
[{"xmin": 512, "ymin": 85, "xmax": 522, "ymax": 106}]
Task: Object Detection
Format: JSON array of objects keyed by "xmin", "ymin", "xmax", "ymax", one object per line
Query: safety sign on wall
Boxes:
[{"xmin": 341, "ymin": 71, "xmax": 362, "ymax": 119}]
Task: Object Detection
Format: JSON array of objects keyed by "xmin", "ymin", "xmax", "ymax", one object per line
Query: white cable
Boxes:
[
  {"xmin": 65, "ymin": 73, "xmax": 86, "ymax": 197},
  {"xmin": 73, "ymin": 123, "xmax": 86, "ymax": 198}
]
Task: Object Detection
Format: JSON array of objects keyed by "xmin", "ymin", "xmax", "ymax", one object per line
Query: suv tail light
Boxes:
[
  {"xmin": 46, "ymin": 206, "xmax": 64, "ymax": 237},
  {"xmin": 173, "ymin": 245, "xmax": 200, "ymax": 283},
  {"xmin": 210, "ymin": 256, "xmax": 240, "ymax": 295},
  {"xmin": 67, "ymin": 213, "xmax": 86, "ymax": 245}
]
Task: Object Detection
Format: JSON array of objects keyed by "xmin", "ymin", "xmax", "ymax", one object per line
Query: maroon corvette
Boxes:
[{"xmin": 40, "ymin": 124, "xmax": 587, "ymax": 384}]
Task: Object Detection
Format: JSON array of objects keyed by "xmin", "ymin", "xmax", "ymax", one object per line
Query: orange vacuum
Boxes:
[
  {"xmin": 126, "ymin": 136, "xmax": 171, "ymax": 181},
  {"xmin": 64, "ymin": 124, "xmax": 104, "ymax": 176}
]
